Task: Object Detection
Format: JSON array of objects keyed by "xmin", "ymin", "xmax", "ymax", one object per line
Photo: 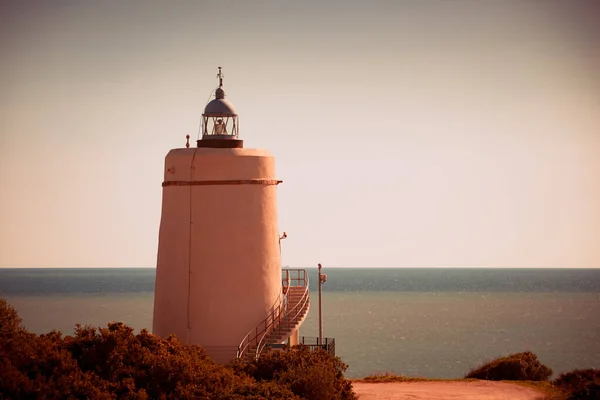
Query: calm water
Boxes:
[{"xmin": 1, "ymin": 267, "xmax": 599, "ymax": 378}]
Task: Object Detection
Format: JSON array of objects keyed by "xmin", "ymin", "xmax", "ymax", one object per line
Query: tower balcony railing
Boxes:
[{"xmin": 264, "ymin": 336, "xmax": 335, "ymax": 357}]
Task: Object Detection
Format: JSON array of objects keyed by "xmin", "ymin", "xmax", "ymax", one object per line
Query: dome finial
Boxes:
[
  {"xmin": 217, "ymin": 66, "xmax": 224, "ymax": 88},
  {"xmin": 215, "ymin": 67, "xmax": 225, "ymax": 99}
]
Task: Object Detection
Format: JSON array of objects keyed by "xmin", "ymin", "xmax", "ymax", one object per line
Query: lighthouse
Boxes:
[{"xmin": 153, "ymin": 68, "xmax": 309, "ymax": 364}]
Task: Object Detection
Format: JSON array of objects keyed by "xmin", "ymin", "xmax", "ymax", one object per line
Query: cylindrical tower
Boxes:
[{"xmin": 153, "ymin": 69, "xmax": 282, "ymax": 363}]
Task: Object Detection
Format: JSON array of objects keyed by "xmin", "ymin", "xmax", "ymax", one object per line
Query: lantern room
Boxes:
[{"xmin": 197, "ymin": 67, "xmax": 242, "ymax": 148}]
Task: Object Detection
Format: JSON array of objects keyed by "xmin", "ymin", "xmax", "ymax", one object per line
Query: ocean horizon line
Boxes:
[{"xmin": 1, "ymin": 265, "xmax": 598, "ymax": 269}]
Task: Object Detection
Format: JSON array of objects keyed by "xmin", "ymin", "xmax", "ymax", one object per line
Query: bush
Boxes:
[
  {"xmin": 465, "ymin": 351, "xmax": 553, "ymax": 381},
  {"xmin": 0, "ymin": 297, "xmax": 355, "ymax": 400},
  {"xmin": 361, "ymin": 372, "xmax": 426, "ymax": 382},
  {"xmin": 553, "ymin": 369, "xmax": 600, "ymax": 400},
  {"xmin": 63, "ymin": 323, "xmax": 238, "ymax": 398},
  {"xmin": 234, "ymin": 345, "xmax": 357, "ymax": 400},
  {"xmin": 0, "ymin": 298, "xmax": 109, "ymax": 399}
]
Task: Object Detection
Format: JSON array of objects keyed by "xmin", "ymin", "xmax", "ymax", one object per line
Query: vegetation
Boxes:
[
  {"xmin": 234, "ymin": 345, "xmax": 355, "ymax": 400},
  {"xmin": 0, "ymin": 297, "xmax": 356, "ymax": 400},
  {"xmin": 465, "ymin": 351, "xmax": 553, "ymax": 381},
  {"xmin": 4, "ymin": 296, "xmax": 599, "ymax": 400},
  {"xmin": 464, "ymin": 352, "xmax": 600, "ymax": 399},
  {"xmin": 553, "ymin": 369, "xmax": 600, "ymax": 400},
  {"xmin": 359, "ymin": 372, "xmax": 429, "ymax": 383}
]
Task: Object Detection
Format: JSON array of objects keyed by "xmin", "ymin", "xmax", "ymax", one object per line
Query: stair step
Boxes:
[{"xmin": 243, "ymin": 298, "xmax": 309, "ymax": 359}]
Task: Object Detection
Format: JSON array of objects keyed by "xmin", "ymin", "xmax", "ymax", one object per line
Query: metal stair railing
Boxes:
[
  {"xmin": 254, "ymin": 269, "xmax": 310, "ymax": 359},
  {"xmin": 237, "ymin": 269, "xmax": 309, "ymax": 360},
  {"xmin": 237, "ymin": 289, "xmax": 285, "ymax": 360}
]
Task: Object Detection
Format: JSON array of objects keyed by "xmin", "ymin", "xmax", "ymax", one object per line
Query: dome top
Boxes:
[
  {"xmin": 203, "ymin": 68, "xmax": 237, "ymax": 117},
  {"xmin": 203, "ymin": 98, "xmax": 237, "ymax": 116}
]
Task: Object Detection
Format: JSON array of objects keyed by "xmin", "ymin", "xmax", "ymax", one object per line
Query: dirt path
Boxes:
[{"xmin": 352, "ymin": 380, "xmax": 546, "ymax": 400}]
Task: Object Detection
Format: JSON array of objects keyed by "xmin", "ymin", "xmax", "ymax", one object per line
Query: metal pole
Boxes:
[
  {"xmin": 278, "ymin": 232, "xmax": 287, "ymax": 255},
  {"xmin": 318, "ymin": 263, "xmax": 323, "ymax": 345}
]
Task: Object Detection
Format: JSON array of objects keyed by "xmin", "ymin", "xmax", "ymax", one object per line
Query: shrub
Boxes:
[
  {"xmin": 63, "ymin": 322, "xmax": 236, "ymax": 398},
  {"xmin": 553, "ymin": 369, "xmax": 600, "ymax": 400},
  {"xmin": 362, "ymin": 372, "xmax": 426, "ymax": 382},
  {"xmin": 465, "ymin": 351, "xmax": 553, "ymax": 381},
  {"xmin": 234, "ymin": 345, "xmax": 357, "ymax": 400},
  {"xmin": 568, "ymin": 382, "xmax": 600, "ymax": 400},
  {"xmin": 0, "ymin": 298, "xmax": 110, "ymax": 399},
  {"xmin": 0, "ymin": 298, "xmax": 355, "ymax": 400},
  {"xmin": 224, "ymin": 376, "xmax": 301, "ymax": 400}
]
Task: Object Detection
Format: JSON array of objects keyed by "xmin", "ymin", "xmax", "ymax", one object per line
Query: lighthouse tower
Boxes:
[{"xmin": 152, "ymin": 68, "xmax": 308, "ymax": 364}]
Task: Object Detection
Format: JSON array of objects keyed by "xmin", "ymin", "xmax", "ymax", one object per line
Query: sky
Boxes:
[{"xmin": 1, "ymin": 0, "xmax": 599, "ymax": 268}]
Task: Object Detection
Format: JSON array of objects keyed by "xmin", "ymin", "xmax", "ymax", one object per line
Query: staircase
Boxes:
[
  {"xmin": 237, "ymin": 269, "xmax": 309, "ymax": 361},
  {"xmin": 257, "ymin": 285, "xmax": 310, "ymax": 348}
]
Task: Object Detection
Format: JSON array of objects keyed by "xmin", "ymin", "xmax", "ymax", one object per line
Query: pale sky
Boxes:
[{"xmin": 1, "ymin": 0, "xmax": 599, "ymax": 268}]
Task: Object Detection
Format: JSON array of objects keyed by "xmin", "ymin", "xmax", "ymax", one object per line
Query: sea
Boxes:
[{"xmin": 0, "ymin": 267, "xmax": 599, "ymax": 379}]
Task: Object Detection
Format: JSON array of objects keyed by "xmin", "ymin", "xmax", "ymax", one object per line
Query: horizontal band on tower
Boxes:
[{"xmin": 162, "ymin": 179, "xmax": 283, "ymax": 187}]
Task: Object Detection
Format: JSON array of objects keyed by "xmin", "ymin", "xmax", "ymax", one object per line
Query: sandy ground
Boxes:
[{"xmin": 352, "ymin": 380, "xmax": 546, "ymax": 400}]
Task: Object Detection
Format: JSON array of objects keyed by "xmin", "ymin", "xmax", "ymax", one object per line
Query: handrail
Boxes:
[
  {"xmin": 254, "ymin": 273, "xmax": 310, "ymax": 359},
  {"xmin": 237, "ymin": 268, "xmax": 309, "ymax": 360},
  {"xmin": 237, "ymin": 288, "xmax": 284, "ymax": 359},
  {"xmin": 298, "ymin": 336, "xmax": 336, "ymax": 356}
]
